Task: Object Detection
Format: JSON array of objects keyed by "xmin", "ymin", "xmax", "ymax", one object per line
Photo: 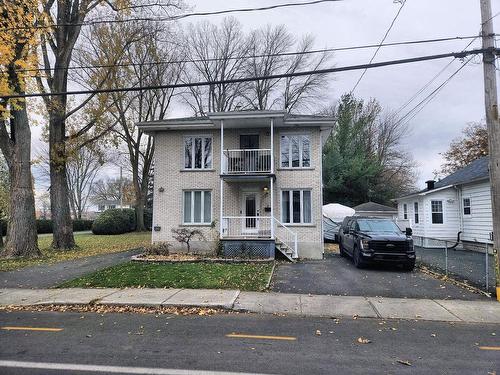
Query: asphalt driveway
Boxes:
[{"xmin": 271, "ymin": 253, "xmax": 488, "ymax": 300}]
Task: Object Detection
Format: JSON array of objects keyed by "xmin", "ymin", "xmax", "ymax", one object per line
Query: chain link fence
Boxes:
[{"xmin": 413, "ymin": 236, "xmax": 495, "ymax": 295}]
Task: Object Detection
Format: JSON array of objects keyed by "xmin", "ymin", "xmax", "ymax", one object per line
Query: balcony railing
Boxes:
[
  {"xmin": 221, "ymin": 216, "xmax": 272, "ymax": 238},
  {"xmin": 222, "ymin": 149, "xmax": 272, "ymax": 174}
]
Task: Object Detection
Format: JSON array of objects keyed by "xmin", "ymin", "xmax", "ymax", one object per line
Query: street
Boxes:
[{"xmin": 0, "ymin": 310, "xmax": 498, "ymax": 374}]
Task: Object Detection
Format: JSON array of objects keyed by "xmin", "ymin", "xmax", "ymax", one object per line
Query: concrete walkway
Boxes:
[
  {"xmin": 1, "ymin": 288, "xmax": 499, "ymax": 324},
  {"xmin": 0, "ymin": 249, "xmax": 141, "ymax": 288}
]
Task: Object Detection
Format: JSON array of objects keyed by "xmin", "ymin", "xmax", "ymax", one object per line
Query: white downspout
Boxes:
[
  {"xmin": 270, "ymin": 177, "xmax": 274, "ymax": 239},
  {"xmin": 219, "ymin": 120, "xmax": 224, "ymax": 238}
]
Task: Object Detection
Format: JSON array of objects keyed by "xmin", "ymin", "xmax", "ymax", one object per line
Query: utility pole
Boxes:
[
  {"xmin": 480, "ymin": 0, "xmax": 500, "ymax": 301},
  {"xmin": 119, "ymin": 166, "xmax": 123, "ymax": 209}
]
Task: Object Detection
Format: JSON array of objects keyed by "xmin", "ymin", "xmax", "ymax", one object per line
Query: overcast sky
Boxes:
[{"xmin": 32, "ymin": 0, "xmax": 500, "ymax": 197}]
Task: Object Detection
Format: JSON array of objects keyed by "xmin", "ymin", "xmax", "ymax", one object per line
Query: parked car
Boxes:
[{"xmin": 338, "ymin": 216, "xmax": 415, "ymax": 270}]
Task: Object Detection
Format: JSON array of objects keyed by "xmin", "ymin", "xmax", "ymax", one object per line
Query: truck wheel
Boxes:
[
  {"xmin": 353, "ymin": 246, "xmax": 365, "ymax": 269},
  {"xmin": 339, "ymin": 240, "xmax": 346, "ymax": 257}
]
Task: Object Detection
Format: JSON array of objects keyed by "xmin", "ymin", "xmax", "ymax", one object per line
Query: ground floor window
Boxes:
[
  {"xmin": 431, "ymin": 200, "xmax": 443, "ymax": 224},
  {"xmin": 414, "ymin": 202, "xmax": 419, "ymax": 223},
  {"xmin": 403, "ymin": 203, "xmax": 408, "ymax": 220},
  {"xmin": 183, "ymin": 190, "xmax": 212, "ymax": 224},
  {"xmin": 281, "ymin": 189, "xmax": 312, "ymax": 224}
]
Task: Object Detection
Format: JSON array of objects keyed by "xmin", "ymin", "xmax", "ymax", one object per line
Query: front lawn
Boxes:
[
  {"xmin": 58, "ymin": 261, "xmax": 274, "ymax": 291},
  {"xmin": 0, "ymin": 232, "xmax": 151, "ymax": 272}
]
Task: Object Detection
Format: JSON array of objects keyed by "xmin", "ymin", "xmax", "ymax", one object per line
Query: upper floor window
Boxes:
[
  {"xmin": 280, "ymin": 135, "xmax": 310, "ymax": 168},
  {"xmin": 281, "ymin": 189, "xmax": 312, "ymax": 224},
  {"xmin": 414, "ymin": 202, "xmax": 419, "ymax": 224},
  {"xmin": 431, "ymin": 200, "xmax": 443, "ymax": 224},
  {"xmin": 403, "ymin": 203, "xmax": 408, "ymax": 220},
  {"xmin": 184, "ymin": 136, "xmax": 212, "ymax": 170},
  {"xmin": 463, "ymin": 198, "xmax": 471, "ymax": 215}
]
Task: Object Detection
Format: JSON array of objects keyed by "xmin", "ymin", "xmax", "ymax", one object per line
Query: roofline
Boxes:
[{"xmin": 136, "ymin": 112, "xmax": 335, "ymax": 133}]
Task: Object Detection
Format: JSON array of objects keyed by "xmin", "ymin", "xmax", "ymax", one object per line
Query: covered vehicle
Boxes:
[{"xmin": 322, "ymin": 203, "xmax": 355, "ymax": 242}]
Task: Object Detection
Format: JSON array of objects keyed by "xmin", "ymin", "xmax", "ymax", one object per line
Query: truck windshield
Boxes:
[{"xmin": 357, "ymin": 219, "xmax": 400, "ymax": 232}]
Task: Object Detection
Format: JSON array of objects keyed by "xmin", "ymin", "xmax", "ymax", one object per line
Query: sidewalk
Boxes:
[{"xmin": 1, "ymin": 288, "xmax": 499, "ymax": 324}]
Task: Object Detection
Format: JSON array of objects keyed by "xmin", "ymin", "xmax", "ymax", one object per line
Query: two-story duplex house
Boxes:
[{"xmin": 137, "ymin": 110, "xmax": 335, "ymax": 259}]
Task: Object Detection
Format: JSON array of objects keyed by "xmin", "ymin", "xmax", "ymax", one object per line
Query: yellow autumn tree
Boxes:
[{"xmin": 0, "ymin": 0, "xmax": 41, "ymax": 257}]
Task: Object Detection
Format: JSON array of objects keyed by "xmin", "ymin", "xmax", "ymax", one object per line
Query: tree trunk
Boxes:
[
  {"xmin": 135, "ymin": 196, "xmax": 146, "ymax": 231},
  {"xmin": 49, "ymin": 103, "xmax": 75, "ymax": 250},
  {"xmin": 1, "ymin": 106, "xmax": 40, "ymax": 258}
]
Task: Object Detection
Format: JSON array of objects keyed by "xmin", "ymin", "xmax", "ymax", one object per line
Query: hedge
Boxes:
[
  {"xmin": 92, "ymin": 208, "xmax": 136, "ymax": 235},
  {"xmin": 0, "ymin": 219, "xmax": 93, "ymax": 235}
]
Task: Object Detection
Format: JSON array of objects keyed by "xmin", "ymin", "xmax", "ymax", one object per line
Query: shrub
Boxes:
[
  {"xmin": 144, "ymin": 242, "xmax": 171, "ymax": 256},
  {"xmin": 92, "ymin": 209, "xmax": 134, "ymax": 235},
  {"xmin": 0, "ymin": 219, "xmax": 7, "ymax": 236},
  {"xmin": 36, "ymin": 219, "xmax": 53, "ymax": 234},
  {"xmin": 171, "ymin": 228, "xmax": 205, "ymax": 253},
  {"xmin": 72, "ymin": 219, "xmax": 93, "ymax": 232},
  {"xmin": 144, "ymin": 208, "xmax": 153, "ymax": 230},
  {"xmin": 122, "ymin": 208, "xmax": 136, "ymax": 231}
]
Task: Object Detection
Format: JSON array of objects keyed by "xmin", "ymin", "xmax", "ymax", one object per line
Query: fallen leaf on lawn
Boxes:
[
  {"xmin": 357, "ymin": 337, "xmax": 371, "ymax": 344},
  {"xmin": 397, "ymin": 360, "xmax": 412, "ymax": 366},
  {"xmin": 315, "ymin": 330, "xmax": 322, "ymax": 336},
  {"xmin": 431, "ymin": 333, "xmax": 436, "ymax": 337}
]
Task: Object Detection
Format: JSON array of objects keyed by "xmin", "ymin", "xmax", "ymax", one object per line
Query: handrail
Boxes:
[
  {"xmin": 273, "ymin": 217, "xmax": 298, "ymax": 258},
  {"xmin": 224, "ymin": 148, "xmax": 271, "ymax": 152}
]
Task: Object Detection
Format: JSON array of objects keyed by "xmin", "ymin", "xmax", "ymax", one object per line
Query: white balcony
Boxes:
[{"xmin": 222, "ymin": 149, "xmax": 272, "ymax": 175}]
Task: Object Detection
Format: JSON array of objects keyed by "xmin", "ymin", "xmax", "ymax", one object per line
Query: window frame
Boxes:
[
  {"xmin": 280, "ymin": 189, "xmax": 313, "ymax": 225},
  {"xmin": 280, "ymin": 134, "xmax": 312, "ymax": 169},
  {"xmin": 414, "ymin": 202, "xmax": 419, "ymax": 224},
  {"xmin": 183, "ymin": 135, "xmax": 213, "ymax": 170},
  {"xmin": 431, "ymin": 200, "xmax": 444, "ymax": 224},
  {"xmin": 182, "ymin": 190, "xmax": 212, "ymax": 225},
  {"xmin": 463, "ymin": 197, "xmax": 471, "ymax": 216},
  {"xmin": 403, "ymin": 203, "xmax": 408, "ymax": 220}
]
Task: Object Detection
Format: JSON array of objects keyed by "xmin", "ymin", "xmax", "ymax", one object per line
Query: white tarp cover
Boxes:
[{"xmin": 322, "ymin": 203, "xmax": 355, "ymax": 240}]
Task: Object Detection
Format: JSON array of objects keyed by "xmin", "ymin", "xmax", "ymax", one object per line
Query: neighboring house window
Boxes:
[
  {"xmin": 280, "ymin": 135, "xmax": 311, "ymax": 168},
  {"xmin": 403, "ymin": 204, "xmax": 408, "ymax": 220},
  {"xmin": 184, "ymin": 136, "xmax": 212, "ymax": 170},
  {"xmin": 108, "ymin": 205, "xmax": 116, "ymax": 209},
  {"xmin": 281, "ymin": 189, "xmax": 312, "ymax": 224},
  {"xmin": 463, "ymin": 198, "xmax": 471, "ymax": 215},
  {"xmin": 431, "ymin": 200, "xmax": 444, "ymax": 224},
  {"xmin": 183, "ymin": 190, "xmax": 212, "ymax": 224},
  {"xmin": 414, "ymin": 202, "xmax": 419, "ymax": 224},
  {"xmin": 98, "ymin": 205, "xmax": 105, "ymax": 211}
]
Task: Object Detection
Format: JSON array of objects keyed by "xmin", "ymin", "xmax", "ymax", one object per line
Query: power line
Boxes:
[
  {"xmin": 0, "ymin": 0, "xmax": 342, "ymax": 31},
  {"xmin": 6, "ymin": 35, "xmax": 482, "ymax": 74},
  {"xmin": 1, "ymin": 48, "xmax": 492, "ymax": 100},
  {"xmin": 390, "ymin": 30, "xmax": 481, "ymax": 120},
  {"xmin": 350, "ymin": 0, "xmax": 408, "ymax": 94},
  {"xmin": 396, "ymin": 57, "xmax": 473, "ymax": 127}
]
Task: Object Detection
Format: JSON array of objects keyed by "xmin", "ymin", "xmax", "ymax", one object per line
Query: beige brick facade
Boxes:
[{"xmin": 150, "ymin": 121, "xmax": 325, "ymax": 259}]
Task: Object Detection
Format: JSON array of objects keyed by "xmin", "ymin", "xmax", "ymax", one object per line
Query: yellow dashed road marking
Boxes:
[
  {"xmin": 226, "ymin": 333, "xmax": 296, "ymax": 341},
  {"xmin": 1, "ymin": 326, "xmax": 63, "ymax": 332}
]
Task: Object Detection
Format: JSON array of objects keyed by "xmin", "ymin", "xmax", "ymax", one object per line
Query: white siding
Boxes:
[
  {"xmin": 422, "ymin": 189, "xmax": 460, "ymax": 240},
  {"xmin": 460, "ymin": 181, "xmax": 493, "ymax": 244}
]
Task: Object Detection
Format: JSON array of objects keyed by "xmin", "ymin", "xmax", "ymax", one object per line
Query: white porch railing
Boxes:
[
  {"xmin": 221, "ymin": 216, "xmax": 272, "ymax": 238},
  {"xmin": 222, "ymin": 149, "xmax": 272, "ymax": 174},
  {"xmin": 221, "ymin": 216, "xmax": 298, "ymax": 258},
  {"xmin": 273, "ymin": 217, "xmax": 298, "ymax": 258}
]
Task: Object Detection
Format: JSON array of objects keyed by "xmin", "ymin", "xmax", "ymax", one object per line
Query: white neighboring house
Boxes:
[
  {"xmin": 394, "ymin": 157, "xmax": 493, "ymax": 250},
  {"xmin": 86, "ymin": 200, "xmax": 133, "ymax": 219},
  {"xmin": 137, "ymin": 110, "xmax": 335, "ymax": 259}
]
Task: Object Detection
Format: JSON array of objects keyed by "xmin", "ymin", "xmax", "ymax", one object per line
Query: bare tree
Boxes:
[
  {"xmin": 90, "ymin": 177, "xmax": 133, "ymax": 204},
  {"xmin": 244, "ymin": 25, "xmax": 294, "ymax": 110},
  {"xmin": 78, "ymin": 21, "xmax": 182, "ymax": 230},
  {"xmin": 181, "ymin": 17, "xmax": 252, "ymax": 115},
  {"xmin": 66, "ymin": 146, "xmax": 106, "ymax": 219}
]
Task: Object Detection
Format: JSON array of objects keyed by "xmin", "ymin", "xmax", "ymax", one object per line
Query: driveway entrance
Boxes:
[{"xmin": 271, "ymin": 253, "xmax": 488, "ymax": 301}]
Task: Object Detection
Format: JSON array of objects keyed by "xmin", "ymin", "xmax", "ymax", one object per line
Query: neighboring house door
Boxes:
[
  {"xmin": 240, "ymin": 135, "xmax": 259, "ymax": 173},
  {"xmin": 242, "ymin": 191, "xmax": 260, "ymax": 234}
]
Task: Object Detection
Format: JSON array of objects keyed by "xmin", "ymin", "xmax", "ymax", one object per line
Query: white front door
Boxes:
[{"xmin": 242, "ymin": 192, "xmax": 260, "ymax": 234}]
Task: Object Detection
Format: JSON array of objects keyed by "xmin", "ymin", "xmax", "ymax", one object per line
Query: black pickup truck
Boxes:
[{"xmin": 338, "ymin": 216, "xmax": 415, "ymax": 270}]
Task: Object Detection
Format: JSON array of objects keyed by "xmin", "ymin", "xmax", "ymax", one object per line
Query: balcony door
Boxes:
[
  {"xmin": 240, "ymin": 135, "xmax": 259, "ymax": 173},
  {"xmin": 241, "ymin": 191, "xmax": 260, "ymax": 234}
]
